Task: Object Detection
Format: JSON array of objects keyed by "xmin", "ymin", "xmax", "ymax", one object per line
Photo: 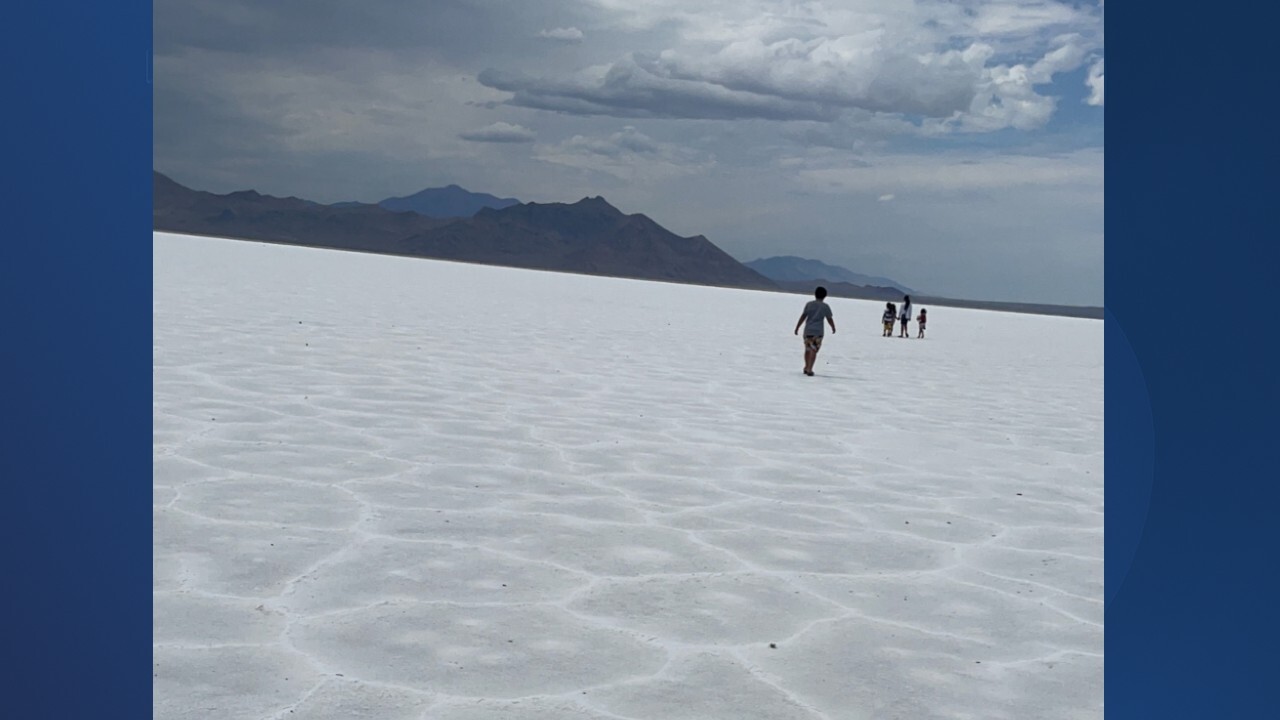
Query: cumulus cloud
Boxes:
[
  {"xmin": 539, "ymin": 27, "xmax": 584, "ymax": 42},
  {"xmin": 931, "ymin": 34, "xmax": 1099, "ymax": 133},
  {"xmin": 458, "ymin": 121, "xmax": 536, "ymax": 143},
  {"xmin": 650, "ymin": 37, "xmax": 981, "ymax": 117},
  {"xmin": 482, "ymin": 1, "xmax": 1103, "ymax": 132},
  {"xmin": 1086, "ymin": 59, "xmax": 1104, "ymax": 106}
]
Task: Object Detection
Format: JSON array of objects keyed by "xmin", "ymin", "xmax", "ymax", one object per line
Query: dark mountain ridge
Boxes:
[{"xmin": 152, "ymin": 173, "xmax": 775, "ymax": 291}]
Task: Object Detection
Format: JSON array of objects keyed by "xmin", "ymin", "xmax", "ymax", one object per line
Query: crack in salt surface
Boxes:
[
  {"xmin": 263, "ymin": 679, "xmax": 329, "ymax": 720},
  {"xmin": 153, "ymin": 234, "xmax": 1103, "ymax": 720}
]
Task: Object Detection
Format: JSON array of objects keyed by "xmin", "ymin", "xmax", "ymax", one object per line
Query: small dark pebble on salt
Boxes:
[{"xmin": 769, "ymin": 643, "xmax": 777, "ymax": 649}]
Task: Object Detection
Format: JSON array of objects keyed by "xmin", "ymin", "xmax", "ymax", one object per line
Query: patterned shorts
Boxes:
[{"xmin": 804, "ymin": 335, "xmax": 823, "ymax": 351}]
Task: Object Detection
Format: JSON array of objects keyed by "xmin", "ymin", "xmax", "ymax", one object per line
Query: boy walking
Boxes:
[{"xmin": 794, "ymin": 286, "xmax": 836, "ymax": 376}]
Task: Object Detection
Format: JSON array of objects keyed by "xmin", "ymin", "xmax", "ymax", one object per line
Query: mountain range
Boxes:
[
  {"xmin": 153, "ymin": 172, "xmax": 774, "ymax": 290},
  {"xmin": 745, "ymin": 256, "xmax": 913, "ymax": 294},
  {"xmin": 152, "ymin": 172, "xmax": 1102, "ymax": 318}
]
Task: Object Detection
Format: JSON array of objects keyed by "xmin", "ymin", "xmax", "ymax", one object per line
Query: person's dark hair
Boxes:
[
  {"xmin": 815, "ymin": 286, "xmax": 827, "ymax": 300},
  {"xmin": 904, "ymin": 294, "xmax": 911, "ymax": 304}
]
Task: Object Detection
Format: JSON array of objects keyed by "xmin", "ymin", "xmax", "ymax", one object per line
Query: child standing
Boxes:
[
  {"xmin": 882, "ymin": 302, "xmax": 896, "ymax": 337},
  {"xmin": 898, "ymin": 295, "xmax": 912, "ymax": 338},
  {"xmin": 917, "ymin": 308, "xmax": 927, "ymax": 338}
]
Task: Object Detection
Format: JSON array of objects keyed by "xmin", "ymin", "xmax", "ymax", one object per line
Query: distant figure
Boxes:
[
  {"xmin": 917, "ymin": 308, "xmax": 927, "ymax": 338},
  {"xmin": 794, "ymin": 286, "xmax": 836, "ymax": 376},
  {"xmin": 882, "ymin": 302, "xmax": 896, "ymax": 337},
  {"xmin": 898, "ymin": 295, "xmax": 912, "ymax": 338}
]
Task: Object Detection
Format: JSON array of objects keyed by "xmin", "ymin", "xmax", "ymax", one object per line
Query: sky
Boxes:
[{"xmin": 154, "ymin": 0, "xmax": 1104, "ymax": 305}]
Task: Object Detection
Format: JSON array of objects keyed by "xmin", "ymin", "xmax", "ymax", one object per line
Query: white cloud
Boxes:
[
  {"xmin": 878, "ymin": 193, "xmax": 896, "ymax": 202},
  {"xmin": 1086, "ymin": 58, "xmax": 1104, "ymax": 106},
  {"xmin": 970, "ymin": 1, "xmax": 1084, "ymax": 35},
  {"xmin": 485, "ymin": 1, "xmax": 1103, "ymax": 133},
  {"xmin": 940, "ymin": 34, "xmax": 1096, "ymax": 133},
  {"xmin": 539, "ymin": 27, "xmax": 584, "ymax": 42},
  {"xmin": 1031, "ymin": 34, "xmax": 1092, "ymax": 79},
  {"xmin": 459, "ymin": 121, "xmax": 536, "ymax": 143}
]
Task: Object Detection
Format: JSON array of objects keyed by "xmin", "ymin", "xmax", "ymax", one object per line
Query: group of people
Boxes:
[
  {"xmin": 881, "ymin": 297, "xmax": 926, "ymax": 339},
  {"xmin": 792, "ymin": 287, "xmax": 925, "ymax": 376}
]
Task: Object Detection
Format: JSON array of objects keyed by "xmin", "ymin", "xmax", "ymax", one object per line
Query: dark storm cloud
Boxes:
[
  {"xmin": 473, "ymin": 33, "xmax": 986, "ymax": 123},
  {"xmin": 152, "ymin": 70, "xmax": 298, "ymax": 189},
  {"xmin": 477, "ymin": 63, "xmax": 839, "ymax": 122}
]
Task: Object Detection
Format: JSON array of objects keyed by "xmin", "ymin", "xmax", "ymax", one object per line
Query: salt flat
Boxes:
[{"xmin": 153, "ymin": 231, "xmax": 1103, "ymax": 719}]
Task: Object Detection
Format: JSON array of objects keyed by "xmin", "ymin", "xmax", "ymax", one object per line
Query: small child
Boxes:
[
  {"xmin": 917, "ymin": 308, "xmax": 927, "ymax": 338},
  {"xmin": 882, "ymin": 302, "xmax": 896, "ymax": 337}
]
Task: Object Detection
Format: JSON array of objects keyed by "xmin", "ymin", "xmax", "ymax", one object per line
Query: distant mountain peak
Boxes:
[
  {"xmin": 746, "ymin": 255, "xmax": 914, "ymax": 294},
  {"xmin": 373, "ymin": 184, "xmax": 521, "ymax": 218},
  {"xmin": 570, "ymin": 195, "xmax": 622, "ymax": 212}
]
